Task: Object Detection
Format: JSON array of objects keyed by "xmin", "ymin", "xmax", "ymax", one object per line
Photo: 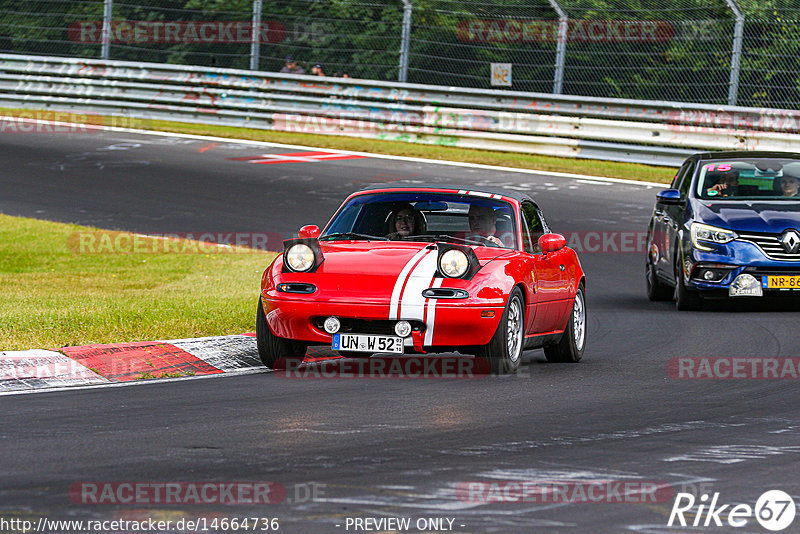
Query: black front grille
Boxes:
[
  {"xmin": 313, "ymin": 317, "xmax": 426, "ymax": 336},
  {"xmin": 738, "ymin": 232, "xmax": 800, "ymax": 261}
]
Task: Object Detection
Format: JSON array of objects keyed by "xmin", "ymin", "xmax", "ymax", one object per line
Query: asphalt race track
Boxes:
[{"xmin": 2, "ymin": 129, "xmax": 800, "ymax": 533}]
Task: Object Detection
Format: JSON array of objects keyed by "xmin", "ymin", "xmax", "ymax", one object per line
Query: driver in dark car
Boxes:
[{"xmin": 706, "ymin": 170, "xmax": 740, "ymax": 197}]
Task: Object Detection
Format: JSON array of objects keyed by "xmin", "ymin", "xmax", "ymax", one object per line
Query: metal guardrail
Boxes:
[{"xmin": 1, "ymin": 54, "xmax": 799, "ymax": 167}]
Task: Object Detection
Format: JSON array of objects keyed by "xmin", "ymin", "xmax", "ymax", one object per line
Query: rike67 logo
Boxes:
[{"xmin": 668, "ymin": 490, "xmax": 796, "ymax": 531}]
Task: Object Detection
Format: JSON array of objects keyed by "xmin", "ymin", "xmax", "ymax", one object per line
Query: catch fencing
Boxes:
[{"xmin": 1, "ymin": 1, "xmax": 799, "ymax": 109}]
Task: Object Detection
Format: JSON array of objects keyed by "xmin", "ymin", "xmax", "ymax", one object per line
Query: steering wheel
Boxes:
[{"xmin": 466, "ymin": 233, "xmax": 501, "ymax": 247}]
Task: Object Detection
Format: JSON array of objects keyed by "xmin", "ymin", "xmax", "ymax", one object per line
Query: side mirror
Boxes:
[
  {"xmin": 298, "ymin": 225, "xmax": 320, "ymax": 239},
  {"xmin": 539, "ymin": 233, "xmax": 566, "ymax": 254},
  {"xmin": 656, "ymin": 189, "xmax": 683, "ymax": 205}
]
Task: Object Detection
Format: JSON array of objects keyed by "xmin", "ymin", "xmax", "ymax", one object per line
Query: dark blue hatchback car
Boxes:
[{"xmin": 646, "ymin": 151, "xmax": 800, "ymax": 310}]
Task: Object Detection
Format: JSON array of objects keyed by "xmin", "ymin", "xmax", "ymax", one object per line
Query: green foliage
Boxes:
[
  {"xmin": 0, "ymin": 214, "xmax": 276, "ymax": 350},
  {"xmin": 0, "ymin": 0, "xmax": 798, "ymax": 107}
]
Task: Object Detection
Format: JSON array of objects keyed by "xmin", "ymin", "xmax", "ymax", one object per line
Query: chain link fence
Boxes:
[
  {"xmin": 0, "ymin": 0, "xmax": 798, "ymax": 109},
  {"xmin": 739, "ymin": 2, "xmax": 800, "ymax": 109}
]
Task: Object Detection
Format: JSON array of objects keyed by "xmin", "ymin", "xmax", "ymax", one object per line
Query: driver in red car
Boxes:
[{"xmin": 467, "ymin": 205, "xmax": 504, "ymax": 246}]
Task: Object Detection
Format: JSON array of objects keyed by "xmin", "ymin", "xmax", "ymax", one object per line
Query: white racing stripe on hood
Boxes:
[
  {"xmin": 389, "ymin": 248, "xmax": 432, "ymax": 320},
  {"xmin": 424, "ymin": 277, "xmax": 445, "ymax": 346},
  {"xmin": 397, "ymin": 250, "xmax": 439, "ymax": 322}
]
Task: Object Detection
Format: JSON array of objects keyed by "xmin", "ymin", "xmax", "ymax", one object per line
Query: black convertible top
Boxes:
[{"xmin": 357, "ymin": 183, "xmax": 535, "ymax": 203}]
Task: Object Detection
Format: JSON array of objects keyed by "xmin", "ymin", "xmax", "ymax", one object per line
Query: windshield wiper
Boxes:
[
  {"xmin": 403, "ymin": 234, "xmax": 487, "ymax": 246},
  {"xmin": 319, "ymin": 232, "xmax": 388, "ymax": 241}
]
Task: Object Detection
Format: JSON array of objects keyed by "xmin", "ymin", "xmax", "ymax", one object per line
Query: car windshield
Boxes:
[
  {"xmin": 321, "ymin": 191, "xmax": 518, "ymax": 249},
  {"xmin": 696, "ymin": 158, "xmax": 800, "ymax": 200}
]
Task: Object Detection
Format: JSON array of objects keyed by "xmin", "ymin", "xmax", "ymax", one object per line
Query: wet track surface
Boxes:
[{"xmin": 2, "ymin": 130, "xmax": 800, "ymax": 533}]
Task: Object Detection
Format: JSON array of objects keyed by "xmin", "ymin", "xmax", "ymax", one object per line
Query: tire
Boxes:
[
  {"xmin": 675, "ymin": 261, "xmax": 703, "ymax": 311},
  {"xmin": 478, "ymin": 287, "xmax": 525, "ymax": 374},
  {"xmin": 256, "ymin": 297, "xmax": 306, "ymax": 369},
  {"xmin": 646, "ymin": 260, "xmax": 673, "ymax": 301},
  {"xmin": 544, "ymin": 285, "xmax": 586, "ymax": 363}
]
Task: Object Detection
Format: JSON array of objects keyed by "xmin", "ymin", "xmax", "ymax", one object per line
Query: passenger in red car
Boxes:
[{"xmin": 386, "ymin": 204, "xmax": 426, "ymax": 239}]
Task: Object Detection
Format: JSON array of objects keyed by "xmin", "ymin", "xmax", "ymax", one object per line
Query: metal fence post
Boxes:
[
  {"xmin": 101, "ymin": 0, "xmax": 112, "ymax": 60},
  {"xmin": 547, "ymin": 0, "xmax": 567, "ymax": 95},
  {"xmin": 398, "ymin": 0, "xmax": 413, "ymax": 83},
  {"xmin": 250, "ymin": 0, "xmax": 263, "ymax": 70},
  {"xmin": 726, "ymin": 0, "xmax": 744, "ymax": 106}
]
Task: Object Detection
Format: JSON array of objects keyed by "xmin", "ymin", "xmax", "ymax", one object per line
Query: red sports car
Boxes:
[{"xmin": 257, "ymin": 185, "xmax": 586, "ymax": 374}]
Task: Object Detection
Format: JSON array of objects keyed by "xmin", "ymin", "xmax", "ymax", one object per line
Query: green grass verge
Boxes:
[
  {"xmin": 0, "ymin": 214, "xmax": 275, "ymax": 351},
  {"xmin": 0, "ymin": 108, "xmax": 676, "ymax": 184}
]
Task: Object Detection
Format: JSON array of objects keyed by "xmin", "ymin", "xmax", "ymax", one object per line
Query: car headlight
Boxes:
[
  {"xmin": 440, "ymin": 249, "xmax": 469, "ymax": 278},
  {"xmin": 690, "ymin": 222, "xmax": 738, "ymax": 251},
  {"xmin": 285, "ymin": 243, "xmax": 315, "ymax": 272}
]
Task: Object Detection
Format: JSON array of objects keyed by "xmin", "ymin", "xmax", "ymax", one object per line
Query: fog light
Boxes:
[
  {"xmin": 395, "ymin": 320, "xmax": 412, "ymax": 337},
  {"xmin": 729, "ymin": 274, "xmax": 763, "ymax": 297},
  {"xmin": 323, "ymin": 316, "xmax": 341, "ymax": 334},
  {"xmin": 703, "ymin": 270, "xmax": 716, "ymax": 281}
]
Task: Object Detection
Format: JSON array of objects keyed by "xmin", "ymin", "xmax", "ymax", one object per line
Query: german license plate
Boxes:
[
  {"xmin": 332, "ymin": 333, "xmax": 404, "ymax": 353},
  {"xmin": 765, "ymin": 275, "xmax": 800, "ymax": 289}
]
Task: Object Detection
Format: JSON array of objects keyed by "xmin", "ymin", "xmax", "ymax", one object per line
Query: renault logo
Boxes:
[{"xmin": 780, "ymin": 230, "xmax": 800, "ymax": 254}]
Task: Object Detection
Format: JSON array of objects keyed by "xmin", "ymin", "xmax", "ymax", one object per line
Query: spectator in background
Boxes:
[
  {"xmin": 280, "ymin": 55, "xmax": 305, "ymax": 74},
  {"xmin": 311, "ymin": 63, "xmax": 326, "ymax": 77}
]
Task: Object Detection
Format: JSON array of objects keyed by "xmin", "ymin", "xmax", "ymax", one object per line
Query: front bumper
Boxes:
[
  {"xmin": 262, "ymin": 294, "xmax": 504, "ymax": 349},
  {"xmin": 682, "ymin": 239, "xmax": 800, "ymax": 295}
]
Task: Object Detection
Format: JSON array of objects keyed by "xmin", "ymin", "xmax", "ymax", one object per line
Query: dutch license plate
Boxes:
[
  {"xmin": 332, "ymin": 333, "xmax": 404, "ymax": 353},
  {"xmin": 765, "ymin": 275, "xmax": 800, "ymax": 289}
]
